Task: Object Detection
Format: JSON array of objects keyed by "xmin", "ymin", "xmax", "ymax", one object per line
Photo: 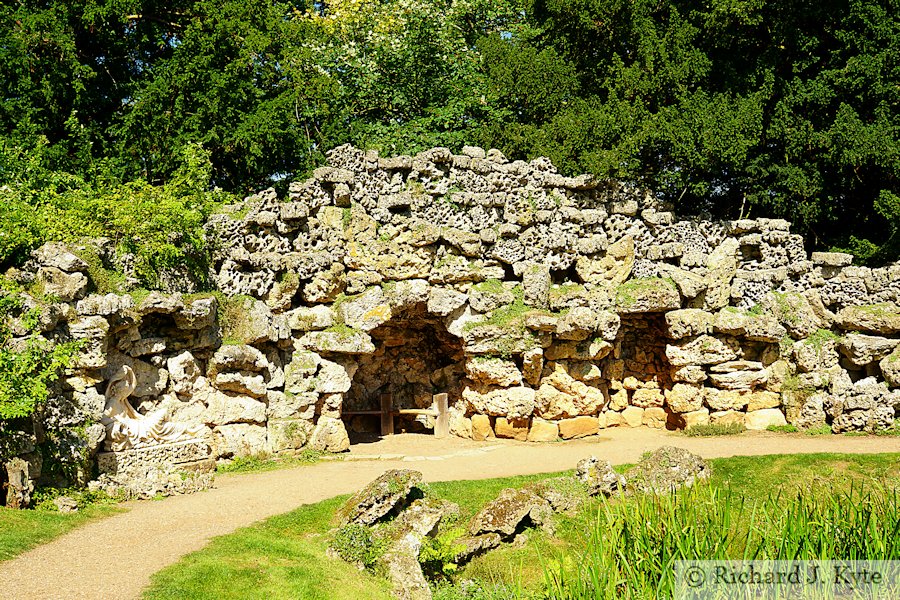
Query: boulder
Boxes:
[
  {"xmin": 666, "ymin": 335, "xmax": 739, "ymax": 367},
  {"xmin": 468, "ymin": 282, "xmax": 514, "ymax": 313},
  {"xmin": 631, "ymin": 388, "xmax": 664, "ymax": 408},
  {"xmin": 624, "ymin": 446, "xmax": 710, "ymax": 494},
  {"xmin": 384, "ymin": 279, "xmax": 430, "ymax": 310},
  {"xmin": 527, "ymin": 417, "xmax": 558, "ymax": 442},
  {"xmin": 879, "ymin": 346, "xmax": 900, "ymax": 387},
  {"xmin": 213, "ymin": 423, "xmax": 268, "ymax": 457},
  {"xmin": 614, "ymin": 278, "xmax": 681, "ymax": 314},
  {"xmin": 267, "ymin": 418, "xmax": 314, "ymax": 452},
  {"xmin": 471, "ymin": 414, "xmax": 495, "ymax": 440},
  {"xmin": 704, "ymin": 238, "xmax": 739, "ymax": 310},
  {"xmin": 642, "ymin": 407, "xmax": 668, "ymax": 428},
  {"xmin": 337, "ymin": 469, "xmax": 423, "ymax": 526},
  {"xmin": 203, "ymin": 391, "xmax": 267, "ymax": 425},
  {"xmin": 315, "ymin": 357, "xmax": 357, "ymax": 394},
  {"xmin": 468, "ymin": 487, "xmax": 552, "ymax": 538},
  {"xmin": 743, "ymin": 315, "xmax": 787, "ymax": 343},
  {"xmin": 765, "ymin": 292, "xmax": 820, "ymax": 339},
  {"xmin": 32, "ymin": 242, "xmax": 88, "ymax": 272},
  {"xmin": 576, "ymin": 236, "xmax": 634, "ymax": 286},
  {"xmin": 522, "ymin": 263, "xmax": 551, "ymax": 309},
  {"xmin": 575, "ymin": 456, "xmax": 625, "ymax": 497},
  {"xmin": 213, "ymin": 372, "xmax": 267, "ymax": 399},
  {"xmin": 337, "ymin": 287, "xmax": 392, "ymax": 331},
  {"xmin": 556, "ymin": 307, "xmax": 600, "ymax": 340},
  {"xmin": 310, "ymin": 416, "xmax": 350, "ymax": 452},
  {"xmin": 426, "ymin": 287, "xmax": 468, "ymax": 316},
  {"xmin": 793, "ymin": 337, "xmax": 840, "ymax": 372},
  {"xmin": 285, "ymin": 305, "xmax": 335, "ymax": 331},
  {"xmin": 622, "ymin": 406, "xmax": 644, "ymax": 427},
  {"xmin": 209, "ymin": 344, "xmax": 268, "ymax": 376},
  {"xmin": 298, "ymin": 330, "xmax": 375, "ymax": 354},
  {"xmin": 522, "ymin": 348, "xmax": 544, "ymax": 386},
  {"xmin": 535, "ymin": 365, "xmax": 606, "ymax": 419},
  {"xmin": 494, "ymin": 417, "xmax": 530, "ymax": 441},
  {"xmin": 665, "ymin": 384, "xmax": 704, "ymax": 413},
  {"xmin": 462, "ymin": 385, "xmax": 535, "ymax": 419},
  {"xmin": 36, "ymin": 266, "xmax": 88, "ymax": 302},
  {"xmin": 69, "ymin": 316, "xmax": 110, "ymax": 369},
  {"xmin": 174, "ymin": 297, "xmax": 218, "ymax": 330},
  {"xmin": 378, "ymin": 498, "xmax": 457, "ymax": 600},
  {"xmin": 465, "ymin": 357, "xmax": 523, "ymax": 387},
  {"xmin": 839, "ymin": 334, "xmax": 900, "ymax": 366},
  {"xmin": 745, "ymin": 408, "xmax": 787, "ymax": 430},
  {"xmin": 665, "ymin": 309, "xmax": 712, "ymax": 340},
  {"xmin": 837, "ymin": 304, "xmax": 900, "ymax": 335}
]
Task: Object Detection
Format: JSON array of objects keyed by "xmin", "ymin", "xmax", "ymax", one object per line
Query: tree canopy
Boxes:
[{"xmin": 1, "ymin": 0, "xmax": 898, "ymax": 266}]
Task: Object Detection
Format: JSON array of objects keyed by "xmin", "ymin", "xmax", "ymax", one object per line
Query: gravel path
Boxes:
[{"xmin": 1, "ymin": 428, "xmax": 898, "ymax": 600}]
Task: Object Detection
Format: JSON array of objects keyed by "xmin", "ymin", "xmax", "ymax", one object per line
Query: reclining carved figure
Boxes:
[{"xmin": 101, "ymin": 364, "xmax": 204, "ymax": 451}]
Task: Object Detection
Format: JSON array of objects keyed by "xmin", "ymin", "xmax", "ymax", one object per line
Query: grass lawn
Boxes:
[
  {"xmin": 143, "ymin": 453, "xmax": 900, "ymax": 600},
  {"xmin": 0, "ymin": 503, "xmax": 123, "ymax": 562}
]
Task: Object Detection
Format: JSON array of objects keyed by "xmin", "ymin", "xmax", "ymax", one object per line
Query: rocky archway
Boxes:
[
  {"xmin": 603, "ymin": 313, "xmax": 676, "ymax": 429},
  {"xmin": 342, "ymin": 302, "xmax": 465, "ymax": 438}
]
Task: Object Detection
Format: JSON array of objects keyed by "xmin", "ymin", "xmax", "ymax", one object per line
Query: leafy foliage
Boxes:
[
  {"xmin": 0, "ymin": 142, "xmax": 232, "ymax": 288},
  {"xmin": 0, "ymin": 279, "xmax": 81, "ymax": 430},
  {"xmin": 330, "ymin": 523, "xmax": 389, "ymax": 569}
]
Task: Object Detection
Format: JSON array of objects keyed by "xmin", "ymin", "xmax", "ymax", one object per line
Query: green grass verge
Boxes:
[
  {"xmin": 216, "ymin": 449, "xmax": 324, "ymax": 475},
  {"xmin": 0, "ymin": 504, "xmax": 123, "ymax": 562},
  {"xmin": 142, "ymin": 453, "xmax": 900, "ymax": 600}
]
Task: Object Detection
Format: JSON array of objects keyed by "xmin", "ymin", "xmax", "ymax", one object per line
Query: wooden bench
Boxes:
[{"xmin": 343, "ymin": 393, "xmax": 450, "ymax": 438}]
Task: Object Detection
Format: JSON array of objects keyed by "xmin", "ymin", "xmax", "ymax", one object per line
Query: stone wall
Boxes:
[{"xmin": 4, "ymin": 144, "xmax": 900, "ymax": 489}]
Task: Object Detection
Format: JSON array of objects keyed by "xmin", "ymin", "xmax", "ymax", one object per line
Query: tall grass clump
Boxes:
[{"xmin": 542, "ymin": 484, "xmax": 900, "ymax": 599}]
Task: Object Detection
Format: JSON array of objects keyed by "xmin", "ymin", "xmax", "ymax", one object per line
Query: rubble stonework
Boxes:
[{"xmin": 4, "ymin": 145, "xmax": 900, "ymax": 492}]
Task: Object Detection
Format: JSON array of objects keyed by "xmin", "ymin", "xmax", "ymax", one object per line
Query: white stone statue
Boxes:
[{"xmin": 102, "ymin": 365, "xmax": 204, "ymax": 451}]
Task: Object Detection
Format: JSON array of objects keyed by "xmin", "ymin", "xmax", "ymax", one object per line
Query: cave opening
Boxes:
[{"xmin": 342, "ymin": 303, "xmax": 465, "ymax": 440}]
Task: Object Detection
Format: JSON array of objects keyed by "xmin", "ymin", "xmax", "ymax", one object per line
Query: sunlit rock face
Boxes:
[{"xmin": 9, "ymin": 145, "xmax": 900, "ymax": 493}]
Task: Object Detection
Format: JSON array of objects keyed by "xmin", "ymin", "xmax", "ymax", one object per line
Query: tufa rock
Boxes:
[{"xmin": 624, "ymin": 446, "xmax": 710, "ymax": 494}]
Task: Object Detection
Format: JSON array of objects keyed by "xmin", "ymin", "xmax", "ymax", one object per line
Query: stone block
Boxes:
[
  {"xmin": 642, "ymin": 407, "xmax": 667, "ymax": 429},
  {"xmin": 558, "ymin": 416, "xmax": 599, "ymax": 439},
  {"xmin": 709, "ymin": 410, "xmax": 746, "ymax": 426},
  {"xmin": 622, "ymin": 406, "xmax": 644, "ymax": 427},
  {"xmin": 471, "ymin": 414, "xmax": 495, "ymax": 441},
  {"xmin": 631, "ymin": 388, "xmax": 664, "ymax": 408},
  {"xmin": 526, "ymin": 417, "xmax": 559, "ymax": 442},
  {"xmin": 495, "ymin": 417, "xmax": 530, "ymax": 441},
  {"xmin": 605, "ymin": 411, "xmax": 626, "ymax": 427},
  {"xmin": 745, "ymin": 409, "xmax": 787, "ymax": 430},
  {"xmin": 665, "ymin": 383, "xmax": 704, "ymax": 413}
]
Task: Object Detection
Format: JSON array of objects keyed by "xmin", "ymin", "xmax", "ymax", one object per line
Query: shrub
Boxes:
[
  {"xmin": 330, "ymin": 523, "xmax": 388, "ymax": 570},
  {"xmin": 0, "ymin": 279, "xmax": 82, "ymax": 431},
  {"xmin": 419, "ymin": 526, "xmax": 467, "ymax": 578},
  {"xmin": 805, "ymin": 424, "xmax": 834, "ymax": 436},
  {"xmin": 683, "ymin": 422, "xmax": 746, "ymax": 437},
  {"xmin": 766, "ymin": 424, "xmax": 799, "ymax": 433}
]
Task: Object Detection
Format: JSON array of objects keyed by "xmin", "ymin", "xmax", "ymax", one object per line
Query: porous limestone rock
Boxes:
[
  {"xmin": 468, "ymin": 487, "xmax": 551, "ymax": 539},
  {"xmin": 310, "ymin": 416, "xmax": 350, "ymax": 452},
  {"xmin": 665, "ymin": 309, "xmax": 712, "ymax": 340},
  {"xmin": 463, "ymin": 385, "xmax": 535, "ymax": 419},
  {"xmin": 338, "ymin": 469, "xmax": 423, "ymax": 526},
  {"xmin": 465, "ymin": 357, "xmax": 523, "ymax": 387},
  {"xmin": 624, "ymin": 446, "xmax": 710, "ymax": 494},
  {"xmin": 575, "ymin": 456, "xmax": 625, "ymax": 497}
]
